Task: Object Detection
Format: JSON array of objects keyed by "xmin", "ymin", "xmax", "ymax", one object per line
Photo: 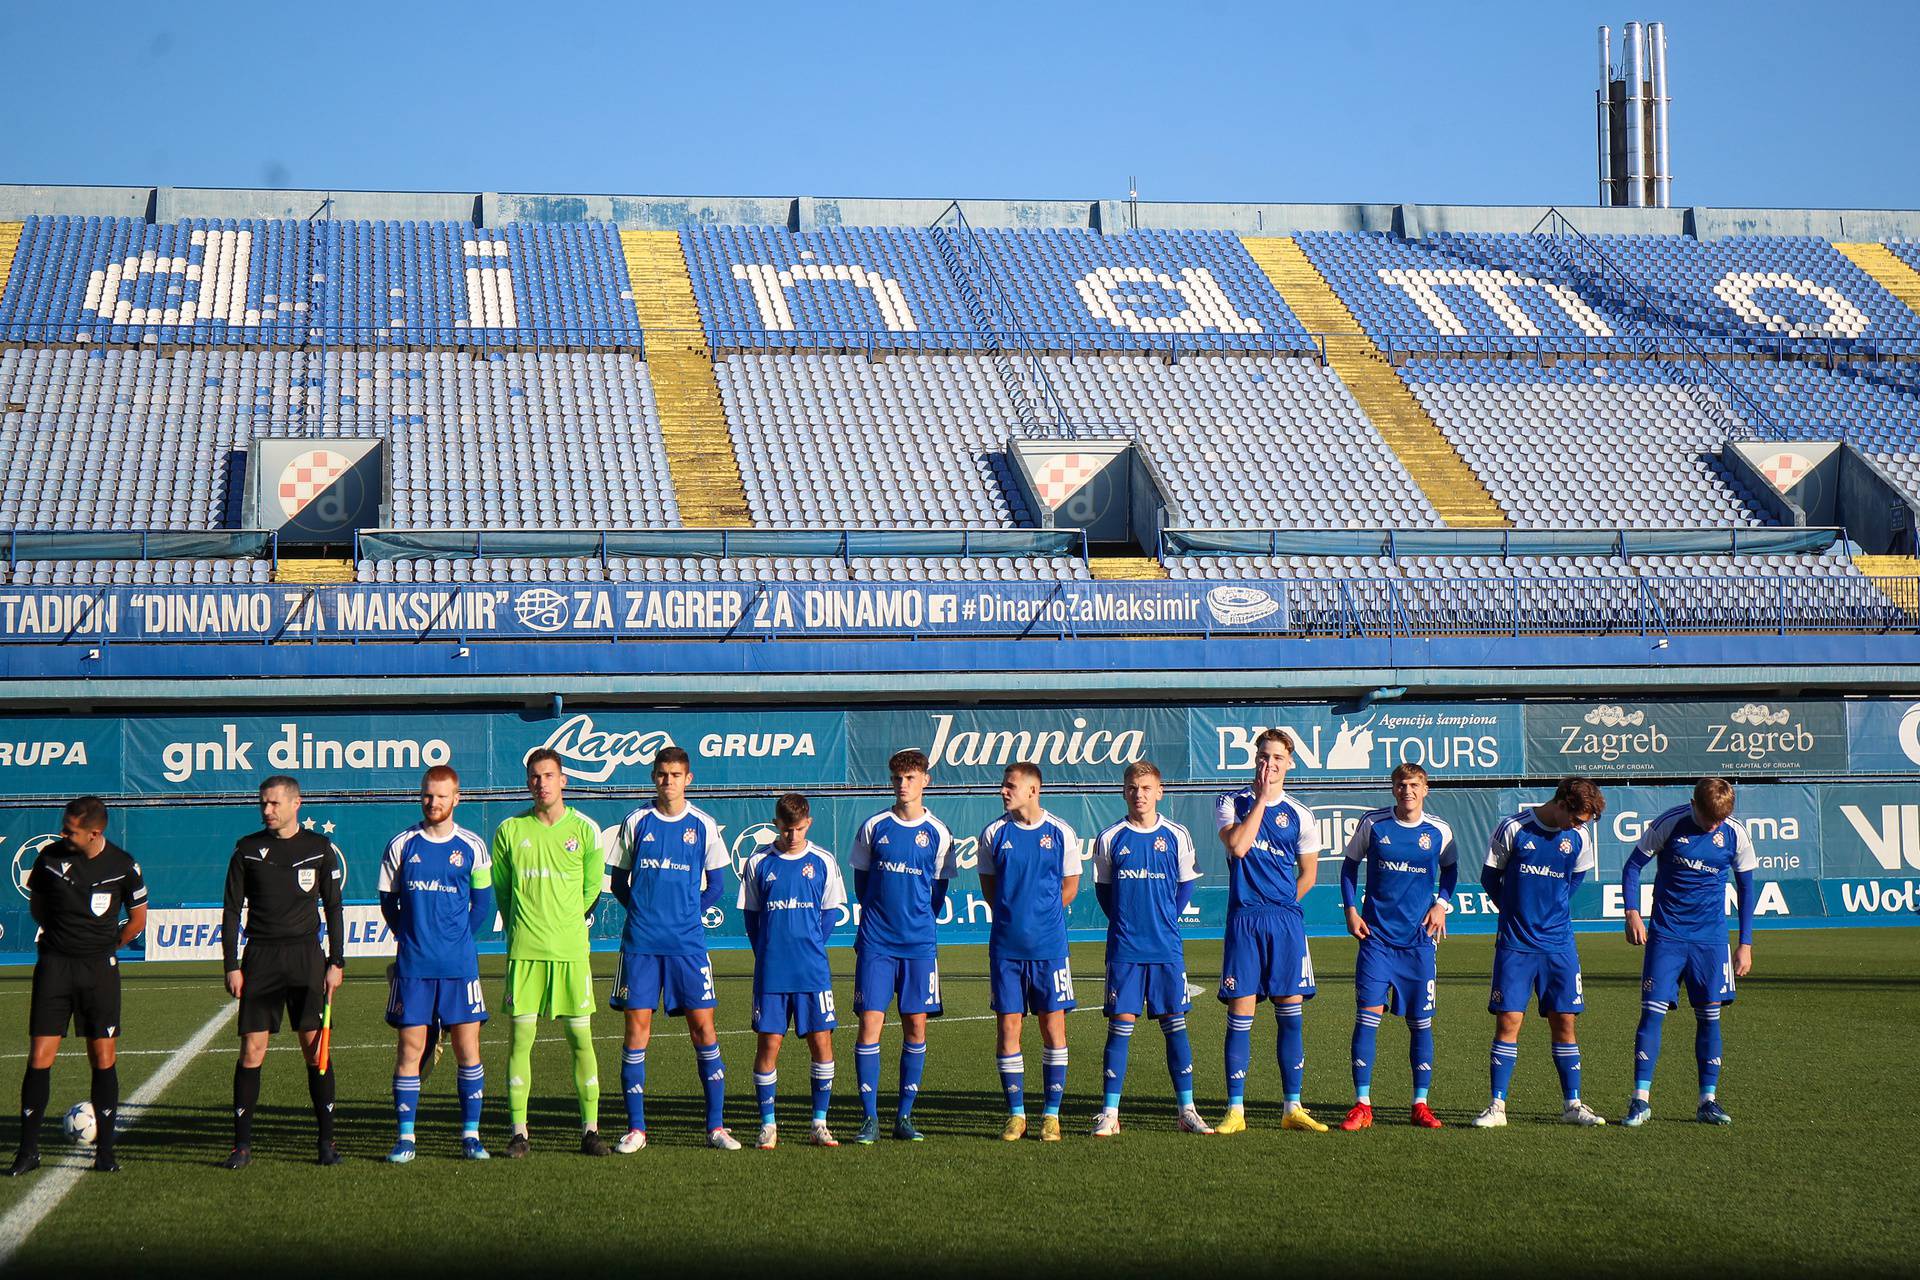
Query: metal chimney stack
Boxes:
[
  {"xmin": 1597, "ymin": 26, "xmax": 1613, "ymax": 205},
  {"xmin": 1597, "ymin": 22, "xmax": 1672, "ymax": 208},
  {"xmin": 1650, "ymin": 22, "xmax": 1672, "ymax": 207},
  {"xmin": 1624, "ymin": 22, "xmax": 1647, "ymax": 207}
]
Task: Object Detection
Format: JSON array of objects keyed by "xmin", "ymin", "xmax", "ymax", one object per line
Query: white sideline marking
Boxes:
[{"xmin": 0, "ymin": 1002, "xmax": 237, "ymax": 1268}]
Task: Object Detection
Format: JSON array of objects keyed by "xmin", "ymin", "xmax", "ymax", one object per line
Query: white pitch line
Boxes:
[{"xmin": 0, "ymin": 1001, "xmax": 238, "ymax": 1269}]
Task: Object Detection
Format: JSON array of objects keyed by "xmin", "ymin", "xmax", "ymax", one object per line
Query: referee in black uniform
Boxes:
[
  {"xmin": 222, "ymin": 775, "xmax": 345, "ymax": 1168},
  {"xmin": 8, "ymin": 796, "xmax": 147, "ymax": 1176}
]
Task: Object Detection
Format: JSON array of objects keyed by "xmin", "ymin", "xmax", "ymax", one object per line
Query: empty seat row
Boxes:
[{"xmin": 355, "ymin": 555, "xmax": 1091, "ymax": 583}]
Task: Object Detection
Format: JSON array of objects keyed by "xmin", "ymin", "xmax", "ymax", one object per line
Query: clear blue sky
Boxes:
[{"xmin": 3, "ymin": 0, "xmax": 1914, "ymax": 210}]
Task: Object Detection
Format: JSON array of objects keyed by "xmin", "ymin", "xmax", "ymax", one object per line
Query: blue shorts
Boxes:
[
  {"xmin": 988, "ymin": 954, "xmax": 1076, "ymax": 1015},
  {"xmin": 1355, "ymin": 939, "xmax": 1436, "ymax": 1016},
  {"xmin": 1489, "ymin": 944, "xmax": 1585, "ymax": 1014},
  {"xmin": 1218, "ymin": 911, "xmax": 1316, "ymax": 1003},
  {"xmin": 609, "ymin": 951, "xmax": 716, "ymax": 1016},
  {"xmin": 1642, "ymin": 935, "xmax": 1736, "ymax": 1010},
  {"xmin": 753, "ymin": 989, "xmax": 839, "ymax": 1035},
  {"xmin": 386, "ymin": 974, "xmax": 489, "ymax": 1029},
  {"xmin": 853, "ymin": 951, "xmax": 943, "ymax": 1016},
  {"xmin": 1103, "ymin": 961, "xmax": 1191, "ymax": 1019}
]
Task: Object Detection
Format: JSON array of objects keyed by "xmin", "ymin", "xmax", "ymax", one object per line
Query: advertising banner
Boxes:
[
  {"xmin": 146, "ymin": 904, "xmax": 397, "ymax": 962},
  {"xmin": 12, "ymin": 695, "xmax": 1915, "ymax": 805},
  {"xmin": 0, "ymin": 580, "xmax": 1288, "ymax": 643},
  {"xmin": 0, "ymin": 780, "xmax": 1905, "ymax": 964},
  {"xmin": 1842, "ymin": 699, "xmax": 1920, "ymax": 775},
  {"xmin": 846, "ymin": 707, "xmax": 1189, "ymax": 788},
  {"xmin": 1188, "ymin": 703, "xmax": 1526, "ymax": 783},
  {"xmin": 100, "ymin": 710, "xmax": 845, "ymax": 799},
  {"xmin": 1523, "ymin": 698, "xmax": 1847, "ymax": 777}
]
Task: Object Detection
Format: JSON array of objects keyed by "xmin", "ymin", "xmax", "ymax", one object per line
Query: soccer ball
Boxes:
[{"xmin": 62, "ymin": 1100, "xmax": 97, "ymax": 1145}]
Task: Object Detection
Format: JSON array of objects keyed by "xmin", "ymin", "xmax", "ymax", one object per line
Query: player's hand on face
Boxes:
[
  {"xmin": 1624, "ymin": 912, "xmax": 1647, "ymax": 947},
  {"xmin": 225, "ymin": 970, "xmax": 244, "ymax": 1000},
  {"xmin": 1423, "ymin": 902, "xmax": 1447, "ymax": 942},
  {"xmin": 1733, "ymin": 943, "xmax": 1752, "ymax": 978},
  {"xmin": 1344, "ymin": 907, "xmax": 1369, "ymax": 941},
  {"xmin": 324, "ymin": 964, "xmax": 344, "ymax": 998}
]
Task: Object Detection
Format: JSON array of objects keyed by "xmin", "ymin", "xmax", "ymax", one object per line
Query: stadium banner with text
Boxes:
[
  {"xmin": 1841, "ymin": 699, "xmax": 1920, "ymax": 775},
  {"xmin": 12, "ymin": 695, "xmax": 1920, "ymax": 803},
  {"xmin": 846, "ymin": 707, "xmax": 1190, "ymax": 787},
  {"xmin": 1522, "ymin": 698, "xmax": 1848, "ymax": 777},
  {"xmin": 0, "ymin": 580, "xmax": 1287, "ymax": 643},
  {"xmin": 1186, "ymin": 703, "xmax": 1526, "ymax": 782},
  {"xmin": 114, "ymin": 709, "xmax": 847, "ymax": 797},
  {"xmin": 145, "ymin": 904, "xmax": 397, "ymax": 962},
  {"xmin": 0, "ymin": 782, "xmax": 1907, "ymax": 963}
]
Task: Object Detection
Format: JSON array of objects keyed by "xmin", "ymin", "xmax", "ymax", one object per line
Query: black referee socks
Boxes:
[
  {"xmin": 233, "ymin": 1063, "xmax": 261, "ymax": 1148},
  {"xmin": 18, "ymin": 1065, "xmax": 50, "ymax": 1155},
  {"xmin": 90, "ymin": 1065, "xmax": 118, "ymax": 1158},
  {"xmin": 306, "ymin": 1065, "xmax": 336, "ymax": 1145}
]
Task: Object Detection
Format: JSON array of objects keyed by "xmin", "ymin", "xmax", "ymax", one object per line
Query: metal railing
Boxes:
[
  {"xmin": 1531, "ymin": 208, "xmax": 1785, "ymax": 441},
  {"xmin": 2, "ymin": 529, "xmax": 276, "ymax": 565},
  {"xmin": 355, "ymin": 525, "xmax": 1089, "ymax": 566},
  {"xmin": 1277, "ymin": 573, "xmax": 1914, "ymax": 639},
  {"xmin": 1160, "ymin": 525, "xmax": 1847, "ymax": 560}
]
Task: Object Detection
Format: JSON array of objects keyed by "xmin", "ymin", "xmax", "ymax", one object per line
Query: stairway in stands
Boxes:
[
  {"xmin": 1852, "ymin": 554, "xmax": 1920, "ymax": 617},
  {"xmin": 0, "ymin": 224, "xmax": 20, "ymax": 299},
  {"xmin": 274, "ymin": 557, "xmax": 356, "ymax": 585},
  {"xmin": 620, "ymin": 230, "xmax": 752, "ymax": 527},
  {"xmin": 1241, "ymin": 236, "xmax": 1511, "ymax": 529},
  {"xmin": 1834, "ymin": 244, "xmax": 1920, "ymax": 318},
  {"xmin": 1086, "ymin": 556, "xmax": 1168, "ymax": 581}
]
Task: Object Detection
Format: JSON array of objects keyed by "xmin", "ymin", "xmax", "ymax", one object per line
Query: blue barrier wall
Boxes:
[{"xmin": 1, "ymin": 698, "xmax": 1915, "ymax": 961}]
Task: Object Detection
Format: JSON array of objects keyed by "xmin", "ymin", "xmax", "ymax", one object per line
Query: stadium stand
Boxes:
[
  {"xmin": 715, "ymin": 352, "xmax": 1435, "ymax": 529},
  {"xmin": 0, "ymin": 217, "xmax": 641, "ymax": 346},
  {"xmin": 1294, "ymin": 230, "xmax": 1920, "ymax": 355},
  {"xmin": 1241, "ymin": 236, "xmax": 1509, "ymax": 526},
  {"xmin": 0, "ymin": 199, "xmax": 1917, "ymax": 628},
  {"xmin": 1398, "ymin": 359, "xmax": 1771, "ymax": 527},
  {"xmin": 682, "ymin": 225, "xmax": 1309, "ymax": 352},
  {"xmin": 0, "ymin": 348, "xmax": 677, "ymax": 529},
  {"xmin": 620, "ymin": 230, "xmax": 752, "ymax": 525}
]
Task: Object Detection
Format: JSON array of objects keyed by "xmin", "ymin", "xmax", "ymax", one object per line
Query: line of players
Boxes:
[{"xmin": 6, "ymin": 725, "xmax": 1760, "ymax": 1171}]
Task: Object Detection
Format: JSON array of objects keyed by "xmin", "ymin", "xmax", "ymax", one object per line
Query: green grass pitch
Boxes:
[{"xmin": 0, "ymin": 928, "xmax": 1912, "ymax": 1277}]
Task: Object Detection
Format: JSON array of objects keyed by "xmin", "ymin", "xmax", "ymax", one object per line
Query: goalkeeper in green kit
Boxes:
[{"xmin": 491, "ymin": 748, "xmax": 610, "ymax": 1157}]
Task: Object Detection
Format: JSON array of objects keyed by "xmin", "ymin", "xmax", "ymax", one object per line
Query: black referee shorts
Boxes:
[
  {"xmin": 238, "ymin": 941, "xmax": 328, "ymax": 1035},
  {"xmin": 29, "ymin": 952, "xmax": 123, "ymax": 1040}
]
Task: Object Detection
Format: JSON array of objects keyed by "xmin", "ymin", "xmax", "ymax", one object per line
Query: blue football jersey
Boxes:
[
  {"xmin": 738, "ymin": 844, "xmax": 847, "ymax": 994},
  {"xmin": 1633, "ymin": 805, "xmax": 1758, "ymax": 944},
  {"xmin": 1343, "ymin": 808, "xmax": 1457, "ymax": 949},
  {"xmin": 1214, "ymin": 788, "xmax": 1321, "ymax": 916},
  {"xmin": 1091, "ymin": 818, "xmax": 1200, "ymax": 965},
  {"xmin": 606, "ymin": 803, "xmax": 730, "ymax": 956},
  {"xmin": 849, "ymin": 809, "xmax": 957, "ymax": 960},
  {"xmin": 979, "ymin": 812, "xmax": 1082, "ymax": 961},
  {"xmin": 1485, "ymin": 809, "xmax": 1597, "ymax": 953},
  {"xmin": 377, "ymin": 824, "xmax": 491, "ymax": 980}
]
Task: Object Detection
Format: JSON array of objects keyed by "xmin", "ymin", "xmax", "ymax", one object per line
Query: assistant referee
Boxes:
[
  {"xmin": 222, "ymin": 775, "xmax": 346, "ymax": 1168},
  {"xmin": 8, "ymin": 796, "xmax": 147, "ymax": 1176}
]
